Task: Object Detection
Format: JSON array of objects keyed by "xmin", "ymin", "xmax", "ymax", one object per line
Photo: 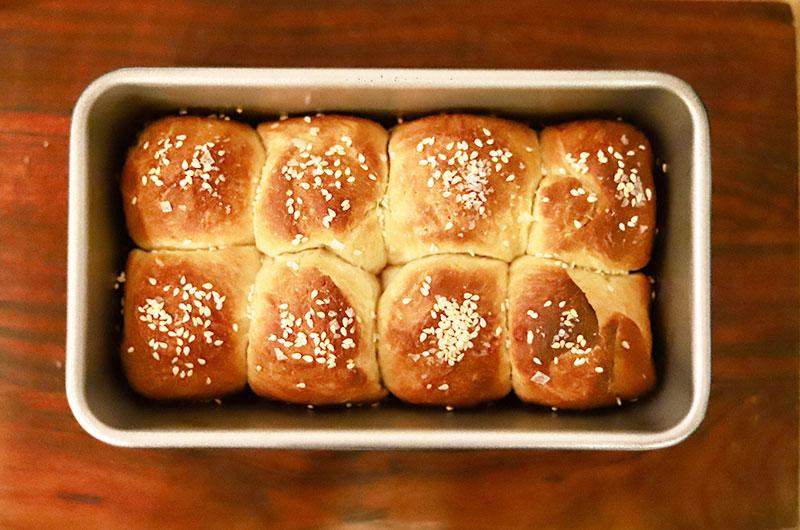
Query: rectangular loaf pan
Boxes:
[{"xmin": 67, "ymin": 68, "xmax": 711, "ymax": 449}]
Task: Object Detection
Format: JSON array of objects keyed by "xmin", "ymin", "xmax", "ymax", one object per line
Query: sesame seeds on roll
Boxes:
[
  {"xmin": 121, "ymin": 116, "xmax": 264, "ymax": 250},
  {"xmin": 378, "ymin": 254, "xmax": 511, "ymax": 408},
  {"xmin": 385, "ymin": 114, "xmax": 542, "ymax": 265},
  {"xmin": 254, "ymin": 115, "xmax": 389, "ymax": 274},
  {"xmin": 121, "ymin": 247, "xmax": 260, "ymax": 400},
  {"xmin": 528, "ymin": 120, "xmax": 656, "ymax": 273},
  {"xmin": 508, "ymin": 256, "xmax": 655, "ymax": 409},
  {"xmin": 247, "ymin": 249, "xmax": 385, "ymax": 405}
]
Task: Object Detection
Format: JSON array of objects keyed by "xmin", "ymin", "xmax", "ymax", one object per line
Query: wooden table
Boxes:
[{"xmin": 1, "ymin": 1, "xmax": 797, "ymax": 528}]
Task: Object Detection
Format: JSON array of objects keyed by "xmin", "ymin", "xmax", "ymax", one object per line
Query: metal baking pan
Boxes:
[{"xmin": 67, "ymin": 68, "xmax": 711, "ymax": 449}]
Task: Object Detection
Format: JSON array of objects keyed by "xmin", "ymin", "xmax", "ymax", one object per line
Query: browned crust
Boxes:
[
  {"xmin": 119, "ymin": 114, "xmax": 659, "ymax": 408},
  {"xmin": 530, "ymin": 120, "xmax": 656, "ymax": 272},
  {"xmin": 247, "ymin": 250, "xmax": 385, "ymax": 405},
  {"xmin": 508, "ymin": 257, "xmax": 654, "ymax": 408},
  {"xmin": 121, "ymin": 116, "xmax": 264, "ymax": 249},
  {"xmin": 121, "ymin": 247, "xmax": 260, "ymax": 399},
  {"xmin": 254, "ymin": 115, "xmax": 388, "ymax": 263},
  {"xmin": 385, "ymin": 114, "xmax": 541, "ymax": 263},
  {"xmin": 378, "ymin": 254, "xmax": 511, "ymax": 407}
]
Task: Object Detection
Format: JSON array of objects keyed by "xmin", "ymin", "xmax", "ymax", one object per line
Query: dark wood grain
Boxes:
[{"xmin": 0, "ymin": 1, "xmax": 797, "ymax": 528}]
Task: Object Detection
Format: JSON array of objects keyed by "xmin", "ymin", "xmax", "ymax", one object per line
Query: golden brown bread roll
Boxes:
[
  {"xmin": 121, "ymin": 247, "xmax": 260, "ymax": 399},
  {"xmin": 377, "ymin": 254, "xmax": 511, "ymax": 407},
  {"xmin": 508, "ymin": 256, "xmax": 654, "ymax": 409},
  {"xmin": 247, "ymin": 249, "xmax": 385, "ymax": 405},
  {"xmin": 121, "ymin": 116, "xmax": 264, "ymax": 249},
  {"xmin": 384, "ymin": 114, "xmax": 542, "ymax": 264},
  {"xmin": 528, "ymin": 120, "xmax": 656, "ymax": 272},
  {"xmin": 254, "ymin": 115, "xmax": 388, "ymax": 273}
]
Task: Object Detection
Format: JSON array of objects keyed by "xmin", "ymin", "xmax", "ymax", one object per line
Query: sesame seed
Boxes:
[
  {"xmin": 296, "ymin": 382, "xmax": 306, "ymax": 389},
  {"xmin": 594, "ymin": 366, "xmax": 604, "ymax": 373},
  {"xmin": 621, "ymin": 340, "xmax": 630, "ymax": 349},
  {"xmin": 445, "ymin": 406, "xmax": 454, "ymax": 411},
  {"xmin": 136, "ymin": 273, "xmax": 228, "ymax": 379},
  {"xmin": 438, "ymin": 383, "xmax": 449, "ymax": 391},
  {"xmin": 416, "ymin": 293, "xmax": 485, "ymax": 366}
]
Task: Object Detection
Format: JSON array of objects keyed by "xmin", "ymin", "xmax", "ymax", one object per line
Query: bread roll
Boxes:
[
  {"xmin": 384, "ymin": 114, "xmax": 541, "ymax": 264},
  {"xmin": 247, "ymin": 249, "xmax": 385, "ymax": 405},
  {"xmin": 378, "ymin": 254, "xmax": 510, "ymax": 407},
  {"xmin": 254, "ymin": 115, "xmax": 388, "ymax": 273},
  {"xmin": 121, "ymin": 116, "xmax": 264, "ymax": 249},
  {"xmin": 121, "ymin": 247, "xmax": 260, "ymax": 399},
  {"xmin": 528, "ymin": 120, "xmax": 656, "ymax": 272},
  {"xmin": 508, "ymin": 256, "xmax": 654, "ymax": 409}
]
